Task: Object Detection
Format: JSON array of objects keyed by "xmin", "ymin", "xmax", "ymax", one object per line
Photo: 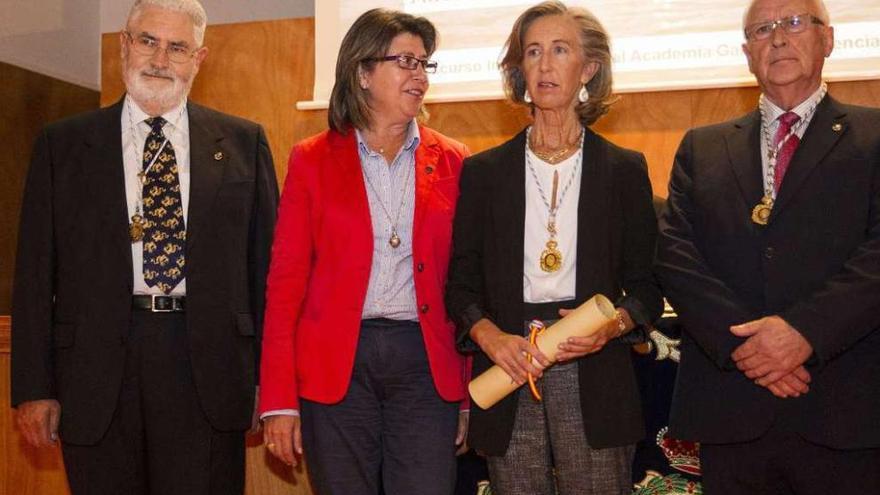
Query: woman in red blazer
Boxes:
[{"xmin": 259, "ymin": 9, "xmax": 469, "ymax": 495}]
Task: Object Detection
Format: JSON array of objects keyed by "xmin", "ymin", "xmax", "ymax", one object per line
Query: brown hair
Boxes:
[
  {"xmin": 500, "ymin": 0, "xmax": 616, "ymax": 126},
  {"xmin": 328, "ymin": 9, "xmax": 437, "ymax": 133}
]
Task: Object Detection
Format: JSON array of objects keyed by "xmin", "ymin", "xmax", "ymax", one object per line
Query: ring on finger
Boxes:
[{"xmin": 266, "ymin": 442, "xmax": 276, "ymax": 449}]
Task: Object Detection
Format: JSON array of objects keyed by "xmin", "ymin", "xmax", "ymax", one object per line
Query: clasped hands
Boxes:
[{"xmin": 730, "ymin": 315, "xmax": 814, "ymax": 399}]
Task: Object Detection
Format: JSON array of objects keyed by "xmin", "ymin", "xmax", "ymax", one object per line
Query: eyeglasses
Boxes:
[
  {"xmin": 124, "ymin": 31, "xmax": 199, "ymax": 63},
  {"xmin": 744, "ymin": 12, "xmax": 824, "ymax": 41},
  {"xmin": 363, "ymin": 54, "xmax": 438, "ymax": 74}
]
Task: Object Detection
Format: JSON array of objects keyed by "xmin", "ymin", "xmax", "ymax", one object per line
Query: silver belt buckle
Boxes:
[{"xmin": 151, "ymin": 294, "xmax": 175, "ymax": 312}]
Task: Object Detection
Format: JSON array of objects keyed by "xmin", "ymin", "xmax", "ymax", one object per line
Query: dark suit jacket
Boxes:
[
  {"xmin": 446, "ymin": 127, "xmax": 663, "ymax": 455},
  {"xmin": 11, "ymin": 99, "xmax": 279, "ymax": 445},
  {"xmin": 656, "ymin": 96, "xmax": 880, "ymax": 449}
]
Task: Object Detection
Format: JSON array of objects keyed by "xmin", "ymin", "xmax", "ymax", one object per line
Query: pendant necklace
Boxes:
[
  {"xmin": 526, "ymin": 126, "xmax": 583, "ymax": 272},
  {"xmin": 361, "ymin": 157, "xmax": 414, "ymax": 249},
  {"xmin": 751, "ymin": 83, "xmax": 826, "ymax": 225}
]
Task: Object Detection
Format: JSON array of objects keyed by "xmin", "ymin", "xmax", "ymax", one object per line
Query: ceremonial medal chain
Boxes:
[
  {"xmin": 125, "ymin": 100, "xmax": 186, "ymax": 242},
  {"xmin": 751, "ymin": 82, "xmax": 826, "ymax": 225},
  {"xmin": 526, "ymin": 126, "xmax": 583, "ymax": 272}
]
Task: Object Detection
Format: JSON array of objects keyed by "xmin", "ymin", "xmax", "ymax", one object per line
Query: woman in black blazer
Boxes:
[{"xmin": 445, "ymin": 2, "xmax": 662, "ymax": 494}]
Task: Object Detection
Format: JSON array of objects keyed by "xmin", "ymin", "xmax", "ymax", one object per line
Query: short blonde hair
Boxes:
[{"xmin": 500, "ymin": 1, "xmax": 615, "ymax": 126}]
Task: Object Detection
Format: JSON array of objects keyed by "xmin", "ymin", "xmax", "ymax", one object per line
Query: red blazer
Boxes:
[{"xmin": 259, "ymin": 126, "xmax": 470, "ymax": 412}]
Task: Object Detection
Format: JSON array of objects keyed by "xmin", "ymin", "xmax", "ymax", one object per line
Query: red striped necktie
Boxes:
[{"xmin": 773, "ymin": 111, "xmax": 801, "ymax": 193}]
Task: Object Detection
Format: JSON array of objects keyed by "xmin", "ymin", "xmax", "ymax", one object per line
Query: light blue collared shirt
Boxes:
[{"xmin": 356, "ymin": 121, "xmax": 420, "ymax": 321}]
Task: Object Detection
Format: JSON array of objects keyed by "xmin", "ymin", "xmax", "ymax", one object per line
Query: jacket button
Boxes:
[
  {"xmin": 417, "ymin": 262, "xmax": 425, "ymax": 272},
  {"xmin": 764, "ymin": 247, "xmax": 775, "ymax": 260},
  {"xmin": 420, "ymin": 304, "xmax": 429, "ymax": 313}
]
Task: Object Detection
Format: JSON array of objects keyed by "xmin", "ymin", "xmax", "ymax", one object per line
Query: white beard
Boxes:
[{"xmin": 123, "ymin": 65, "xmax": 195, "ymax": 114}]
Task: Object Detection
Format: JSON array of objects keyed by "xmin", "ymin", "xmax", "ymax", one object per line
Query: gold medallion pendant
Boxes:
[
  {"xmin": 540, "ymin": 240, "xmax": 563, "ymax": 272},
  {"xmin": 751, "ymin": 196, "xmax": 773, "ymax": 225},
  {"xmin": 129, "ymin": 214, "xmax": 145, "ymax": 242}
]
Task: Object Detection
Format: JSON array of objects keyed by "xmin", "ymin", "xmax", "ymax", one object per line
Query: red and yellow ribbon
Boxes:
[{"xmin": 527, "ymin": 320, "xmax": 546, "ymax": 401}]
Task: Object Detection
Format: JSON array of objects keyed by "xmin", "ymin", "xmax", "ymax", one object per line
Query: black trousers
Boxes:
[
  {"xmin": 701, "ymin": 421, "xmax": 880, "ymax": 495},
  {"xmin": 61, "ymin": 311, "xmax": 245, "ymax": 495},
  {"xmin": 301, "ymin": 319, "xmax": 459, "ymax": 495}
]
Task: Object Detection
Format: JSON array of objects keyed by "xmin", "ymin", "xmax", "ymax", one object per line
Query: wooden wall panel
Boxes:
[
  {"xmin": 0, "ymin": 63, "xmax": 99, "ymax": 315},
  {"xmin": 1, "ymin": 63, "xmax": 97, "ymax": 493},
  {"xmin": 2, "ymin": 317, "xmax": 72, "ymax": 495}
]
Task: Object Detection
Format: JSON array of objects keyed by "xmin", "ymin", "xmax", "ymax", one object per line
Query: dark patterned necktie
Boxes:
[
  {"xmin": 773, "ymin": 112, "xmax": 801, "ymax": 193},
  {"xmin": 142, "ymin": 117, "xmax": 186, "ymax": 294}
]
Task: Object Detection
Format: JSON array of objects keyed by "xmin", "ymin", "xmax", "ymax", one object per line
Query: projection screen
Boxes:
[{"xmin": 299, "ymin": 0, "xmax": 880, "ymax": 109}]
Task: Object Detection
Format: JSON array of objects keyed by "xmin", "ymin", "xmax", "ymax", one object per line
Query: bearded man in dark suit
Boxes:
[{"xmin": 11, "ymin": 1, "xmax": 278, "ymax": 493}]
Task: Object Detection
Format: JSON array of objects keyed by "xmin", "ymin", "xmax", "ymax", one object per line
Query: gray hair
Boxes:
[
  {"xmin": 743, "ymin": 0, "xmax": 830, "ymax": 30},
  {"xmin": 127, "ymin": 0, "xmax": 207, "ymax": 46}
]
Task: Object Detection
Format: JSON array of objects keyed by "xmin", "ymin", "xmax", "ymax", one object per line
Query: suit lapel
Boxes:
[
  {"xmin": 413, "ymin": 126, "xmax": 441, "ymax": 240},
  {"xmin": 84, "ymin": 100, "xmax": 133, "ymax": 289},
  {"xmin": 186, "ymin": 103, "xmax": 225, "ymax": 251},
  {"xmin": 498, "ymin": 130, "xmax": 528, "ymax": 303},
  {"xmin": 574, "ymin": 129, "xmax": 607, "ymax": 300},
  {"xmin": 771, "ymin": 96, "xmax": 847, "ymax": 217},
  {"xmin": 725, "ymin": 110, "xmax": 765, "ymax": 212}
]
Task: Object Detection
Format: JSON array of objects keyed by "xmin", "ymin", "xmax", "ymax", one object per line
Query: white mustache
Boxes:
[{"xmin": 141, "ymin": 69, "xmax": 175, "ymax": 80}]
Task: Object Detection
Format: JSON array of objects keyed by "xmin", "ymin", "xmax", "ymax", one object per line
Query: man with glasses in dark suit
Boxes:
[
  {"xmin": 656, "ymin": 0, "xmax": 880, "ymax": 493},
  {"xmin": 11, "ymin": 1, "xmax": 278, "ymax": 493}
]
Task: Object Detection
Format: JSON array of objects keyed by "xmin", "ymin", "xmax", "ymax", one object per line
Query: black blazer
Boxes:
[
  {"xmin": 11, "ymin": 99, "xmax": 279, "ymax": 444},
  {"xmin": 446, "ymin": 127, "xmax": 662, "ymax": 455},
  {"xmin": 656, "ymin": 96, "xmax": 880, "ymax": 449}
]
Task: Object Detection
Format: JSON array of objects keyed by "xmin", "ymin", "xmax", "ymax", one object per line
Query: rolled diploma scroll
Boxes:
[{"xmin": 468, "ymin": 294, "xmax": 617, "ymax": 410}]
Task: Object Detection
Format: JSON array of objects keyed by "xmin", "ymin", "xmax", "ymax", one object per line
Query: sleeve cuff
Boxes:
[
  {"xmin": 455, "ymin": 303, "xmax": 489, "ymax": 353},
  {"xmin": 616, "ymin": 295, "xmax": 652, "ymax": 328},
  {"xmin": 260, "ymin": 409, "xmax": 300, "ymax": 421}
]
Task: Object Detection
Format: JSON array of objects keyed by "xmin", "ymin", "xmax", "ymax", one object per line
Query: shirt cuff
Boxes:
[{"xmin": 259, "ymin": 409, "xmax": 299, "ymax": 420}]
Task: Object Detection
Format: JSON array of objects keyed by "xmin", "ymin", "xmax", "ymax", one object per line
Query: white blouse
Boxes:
[{"xmin": 523, "ymin": 147, "xmax": 582, "ymax": 303}]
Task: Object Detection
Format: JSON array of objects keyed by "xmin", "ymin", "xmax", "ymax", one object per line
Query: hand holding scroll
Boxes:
[
  {"xmin": 556, "ymin": 307, "xmax": 632, "ymax": 361},
  {"xmin": 471, "ymin": 318, "xmax": 550, "ymax": 385},
  {"xmin": 469, "ymin": 295, "xmax": 617, "ymax": 409}
]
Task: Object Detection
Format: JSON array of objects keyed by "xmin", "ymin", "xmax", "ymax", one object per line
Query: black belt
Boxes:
[
  {"xmin": 361, "ymin": 318, "xmax": 420, "ymax": 328},
  {"xmin": 132, "ymin": 294, "xmax": 186, "ymax": 312}
]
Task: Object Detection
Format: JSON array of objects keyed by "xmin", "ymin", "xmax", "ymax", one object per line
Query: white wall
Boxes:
[
  {"xmin": 0, "ymin": 0, "xmax": 102, "ymax": 89},
  {"xmin": 0, "ymin": 0, "xmax": 315, "ymax": 90}
]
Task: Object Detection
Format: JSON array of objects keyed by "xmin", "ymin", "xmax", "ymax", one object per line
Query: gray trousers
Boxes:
[{"xmin": 486, "ymin": 360, "xmax": 634, "ymax": 495}]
